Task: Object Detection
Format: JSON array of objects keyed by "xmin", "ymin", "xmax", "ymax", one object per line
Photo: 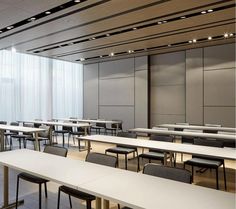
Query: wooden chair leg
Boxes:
[
  {"xmin": 57, "ymin": 187, "xmax": 61, "ymax": 209},
  {"xmin": 69, "ymin": 195, "xmax": 72, "ymax": 208},
  {"xmin": 44, "ymin": 182, "xmax": 48, "ymax": 198},
  {"xmin": 223, "ymin": 162, "xmax": 227, "ymax": 190}
]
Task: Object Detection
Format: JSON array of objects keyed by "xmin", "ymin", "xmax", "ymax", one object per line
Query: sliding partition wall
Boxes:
[{"xmin": 0, "ymin": 50, "xmax": 83, "ymax": 122}]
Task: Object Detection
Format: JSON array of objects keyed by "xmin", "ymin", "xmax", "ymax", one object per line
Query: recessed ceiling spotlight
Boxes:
[
  {"xmin": 68, "ymin": 42, "xmax": 74, "ymax": 45},
  {"xmin": 100, "ymin": 55, "xmax": 103, "ymax": 58},
  {"xmin": 91, "ymin": 37, "xmax": 96, "ymax": 40},
  {"xmin": 80, "ymin": 58, "xmax": 85, "ymax": 61},
  {"xmin": 7, "ymin": 26, "xmax": 13, "ymax": 30},
  {"xmin": 193, "ymin": 39, "xmax": 197, "ymax": 43},
  {"xmin": 106, "ymin": 34, "xmax": 110, "ymax": 37},
  {"xmin": 168, "ymin": 44, "xmax": 171, "ymax": 47},
  {"xmin": 208, "ymin": 36, "xmax": 212, "ymax": 40},
  {"xmin": 157, "ymin": 21, "xmax": 162, "ymax": 24},
  {"xmin": 128, "ymin": 50, "xmax": 134, "ymax": 53},
  {"xmin": 224, "ymin": 33, "xmax": 229, "ymax": 38},
  {"xmin": 110, "ymin": 52, "xmax": 114, "ymax": 56},
  {"xmin": 163, "ymin": 20, "xmax": 167, "ymax": 23},
  {"xmin": 28, "ymin": 17, "xmax": 36, "ymax": 21},
  {"xmin": 207, "ymin": 9, "xmax": 213, "ymax": 12},
  {"xmin": 132, "ymin": 27, "xmax": 137, "ymax": 30},
  {"xmin": 201, "ymin": 11, "xmax": 207, "ymax": 14},
  {"xmin": 0, "ymin": 31, "xmax": 2, "ymax": 33},
  {"xmin": 11, "ymin": 47, "xmax": 16, "ymax": 53},
  {"xmin": 45, "ymin": 11, "xmax": 51, "ymax": 15},
  {"xmin": 229, "ymin": 33, "xmax": 234, "ymax": 37},
  {"xmin": 189, "ymin": 40, "xmax": 193, "ymax": 43},
  {"xmin": 74, "ymin": 0, "xmax": 81, "ymax": 2},
  {"xmin": 180, "ymin": 16, "xmax": 186, "ymax": 19}
]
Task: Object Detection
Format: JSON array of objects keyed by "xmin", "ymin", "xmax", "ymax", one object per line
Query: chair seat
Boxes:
[
  {"xmin": 54, "ymin": 130, "xmax": 68, "ymax": 134},
  {"xmin": 59, "ymin": 185, "xmax": 96, "ymax": 201},
  {"xmin": 70, "ymin": 131, "xmax": 85, "ymax": 136},
  {"xmin": 91, "ymin": 126, "xmax": 104, "ymax": 129},
  {"xmin": 4, "ymin": 132, "xmax": 15, "ymax": 136},
  {"xmin": 11, "ymin": 134, "xmax": 31, "ymax": 138},
  {"xmin": 139, "ymin": 152, "xmax": 170, "ymax": 161},
  {"xmin": 184, "ymin": 157, "xmax": 222, "ymax": 168},
  {"xmin": 106, "ymin": 147, "xmax": 136, "ymax": 154},
  {"xmin": 18, "ymin": 172, "xmax": 48, "ymax": 184},
  {"xmin": 106, "ymin": 127, "xmax": 117, "ymax": 131},
  {"xmin": 26, "ymin": 137, "xmax": 48, "ymax": 141}
]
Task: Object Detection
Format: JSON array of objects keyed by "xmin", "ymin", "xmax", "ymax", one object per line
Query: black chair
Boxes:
[
  {"xmin": 143, "ymin": 163, "xmax": 192, "ymax": 183},
  {"xmin": 203, "ymin": 124, "xmax": 221, "ymax": 134},
  {"xmin": 57, "ymin": 152, "xmax": 117, "ymax": 209},
  {"xmin": 10, "ymin": 123, "xmax": 34, "ymax": 149},
  {"xmin": 91, "ymin": 121, "xmax": 106, "ymax": 135},
  {"xmin": 138, "ymin": 135, "xmax": 174, "ymax": 170},
  {"xmin": 26, "ymin": 125, "xmax": 50, "ymax": 151},
  {"xmin": 218, "ymin": 132, "xmax": 236, "ymax": 148},
  {"xmin": 105, "ymin": 132, "xmax": 138, "ymax": 170},
  {"xmin": 54, "ymin": 122, "xmax": 71, "ymax": 147},
  {"xmin": 16, "ymin": 146, "xmax": 68, "ymax": 209},
  {"xmin": 184, "ymin": 138, "xmax": 226, "ymax": 190},
  {"xmin": 106, "ymin": 120, "xmax": 123, "ymax": 135}
]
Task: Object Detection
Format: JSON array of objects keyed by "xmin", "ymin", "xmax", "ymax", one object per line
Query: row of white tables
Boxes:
[
  {"xmin": 79, "ymin": 135, "xmax": 236, "ymax": 164},
  {"xmin": 0, "ymin": 149, "xmax": 235, "ymax": 209},
  {"xmin": 157, "ymin": 124, "xmax": 236, "ymax": 133},
  {"xmin": 128, "ymin": 128, "xmax": 236, "ymax": 142},
  {"xmin": 0, "ymin": 125, "xmax": 45, "ymax": 151}
]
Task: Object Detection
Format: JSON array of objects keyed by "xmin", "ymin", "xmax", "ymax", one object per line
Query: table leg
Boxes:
[
  {"xmin": 103, "ymin": 199, "xmax": 109, "ymax": 209},
  {"xmin": 164, "ymin": 152, "xmax": 167, "ymax": 166},
  {"xmin": 34, "ymin": 132, "xmax": 39, "ymax": 151},
  {"xmin": 0, "ymin": 130, "xmax": 4, "ymax": 152},
  {"xmin": 87, "ymin": 141, "xmax": 91, "ymax": 154},
  {"xmin": 49, "ymin": 126, "xmax": 53, "ymax": 145},
  {"xmin": 0, "ymin": 166, "xmax": 24, "ymax": 209},
  {"xmin": 96, "ymin": 197, "xmax": 101, "ymax": 209}
]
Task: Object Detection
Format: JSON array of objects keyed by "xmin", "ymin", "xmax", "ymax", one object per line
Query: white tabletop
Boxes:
[
  {"xmin": 79, "ymin": 135, "xmax": 236, "ymax": 160},
  {"xmin": 129, "ymin": 128, "xmax": 236, "ymax": 141},
  {"xmin": 0, "ymin": 124, "xmax": 45, "ymax": 133},
  {"xmin": 83, "ymin": 168, "xmax": 235, "ymax": 209},
  {"xmin": 0, "ymin": 149, "xmax": 234, "ymax": 209},
  {"xmin": 55, "ymin": 118, "xmax": 121, "ymax": 124},
  {"xmin": 158, "ymin": 124, "xmax": 236, "ymax": 132},
  {"xmin": 20, "ymin": 120, "xmax": 91, "ymax": 128}
]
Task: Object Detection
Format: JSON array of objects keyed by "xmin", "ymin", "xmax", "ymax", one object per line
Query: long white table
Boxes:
[
  {"xmin": 129, "ymin": 128, "xmax": 236, "ymax": 141},
  {"xmin": 79, "ymin": 135, "xmax": 236, "ymax": 163},
  {"xmin": 0, "ymin": 125, "xmax": 45, "ymax": 151},
  {"xmin": 158, "ymin": 124, "xmax": 236, "ymax": 132},
  {"xmin": 19, "ymin": 120, "xmax": 91, "ymax": 146},
  {"xmin": 0, "ymin": 150, "xmax": 235, "ymax": 209}
]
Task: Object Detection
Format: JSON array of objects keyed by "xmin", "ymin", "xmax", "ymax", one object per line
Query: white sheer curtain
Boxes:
[
  {"xmin": 0, "ymin": 50, "xmax": 83, "ymax": 122},
  {"xmin": 52, "ymin": 59, "xmax": 83, "ymax": 118}
]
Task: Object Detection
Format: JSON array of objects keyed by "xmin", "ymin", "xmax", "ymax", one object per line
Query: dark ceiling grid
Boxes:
[
  {"xmin": 0, "ymin": 0, "xmax": 89, "ymax": 37},
  {"xmin": 2, "ymin": 0, "xmax": 169, "ymax": 51},
  {"xmin": 28, "ymin": 2, "xmax": 235, "ymax": 54}
]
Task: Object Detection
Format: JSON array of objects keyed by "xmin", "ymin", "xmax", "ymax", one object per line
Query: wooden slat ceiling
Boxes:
[{"xmin": 0, "ymin": 0, "xmax": 235, "ymax": 64}]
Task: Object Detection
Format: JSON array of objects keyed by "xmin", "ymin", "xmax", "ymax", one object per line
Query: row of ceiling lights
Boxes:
[
  {"xmin": 78, "ymin": 32, "xmax": 235, "ymax": 61},
  {"xmin": 32, "ymin": 3, "xmax": 235, "ymax": 54},
  {"xmin": 0, "ymin": 0, "xmax": 84, "ymax": 34}
]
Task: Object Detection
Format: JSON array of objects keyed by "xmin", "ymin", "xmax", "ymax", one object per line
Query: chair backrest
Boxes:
[
  {"xmin": 0, "ymin": 121, "xmax": 7, "ymax": 125},
  {"xmin": 181, "ymin": 129, "xmax": 203, "ymax": 144},
  {"xmin": 204, "ymin": 124, "xmax": 222, "ymax": 127},
  {"xmin": 44, "ymin": 146, "xmax": 68, "ymax": 157},
  {"xmin": 96, "ymin": 122, "xmax": 106, "ymax": 128},
  {"xmin": 149, "ymin": 135, "xmax": 173, "ymax": 152},
  {"xmin": 62, "ymin": 122, "xmax": 73, "ymax": 132},
  {"xmin": 117, "ymin": 131, "xmax": 137, "ymax": 138},
  {"xmin": 86, "ymin": 152, "xmax": 117, "ymax": 168},
  {"xmin": 143, "ymin": 163, "xmax": 191, "ymax": 184},
  {"xmin": 9, "ymin": 122, "xmax": 19, "ymax": 134},
  {"xmin": 194, "ymin": 138, "xmax": 223, "ymax": 148},
  {"xmin": 111, "ymin": 120, "xmax": 123, "ymax": 130},
  {"xmin": 38, "ymin": 125, "xmax": 50, "ymax": 138},
  {"xmin": 176, "ymin": 123, "xmax": 190, "ymax": 125},
  {"xmin": 152, "ymin": 127, "xmax": 168, "ymax": 131}
]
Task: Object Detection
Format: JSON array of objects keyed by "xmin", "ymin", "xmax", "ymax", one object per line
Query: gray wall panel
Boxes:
[
  {"xmin": 186, "ymin": 48, "xmax": 203, "ymax": 124},
  {"xmin": 99, "ymin": 106, "xmax": 134, "ymax": 130},
  {"xmin": 204, "ymin": 107, "xmax": 235, "ymax": 127},
  {"xmin": 151, "ymin": 85, "xmax": 185, "ymax": 115},
  {"xmin": 204, "ymin": 43, "xmax": 235, "ymax": 70},
  {"xmin": 83, "ymin": 64, "xmax": 99, "ymax": 119},
  {"xmin": 204, "ymin": 68, "xmax": 235, "ymax": 106},
  {"xmin": 99, "ymin": 77, "xmax": 134, "ymax": 106},
  {"xmin": 151, "ymin": 51, "xmax": 185, "ymax": 86},
  {"xmin": 135, "ymin": 70, "xmax": 148, "ymax": 128},
  {"xmin": 99, "ymin": 58, "xmax": 134, "ymax": 79},
  {"xmin": 135, "ymin": 56, "xmax": 148, "ymax": 71},
  {"xmin": 151, "ymin": 114, "xmax": 185, "ymax": 127}
]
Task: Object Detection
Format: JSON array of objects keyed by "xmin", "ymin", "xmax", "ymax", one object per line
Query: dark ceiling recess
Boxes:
[
  {"xmin": 29, "ymin": 3, "xmax": 235, "ymax": 54},
  {"xmin": 75, "ymin": 34, "xmax": 235, "ymax": 62},
  {"xmin": 0, "ymin": 0, "xmax": 88, "ymax": 35}
]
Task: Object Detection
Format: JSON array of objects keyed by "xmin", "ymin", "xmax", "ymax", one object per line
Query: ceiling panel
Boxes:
[{"xmin": 0, "ymin": 0, "xmax": 234, "ymax": 63}]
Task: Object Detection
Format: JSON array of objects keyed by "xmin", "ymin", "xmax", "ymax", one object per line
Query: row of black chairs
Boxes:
[
  {"xmin": 105, "ymin": 131, "xmax": 227, "ymax": 190},
  {"xmin": 15, "ymin": 145, "xmax": 191, "ymax": 209}
]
